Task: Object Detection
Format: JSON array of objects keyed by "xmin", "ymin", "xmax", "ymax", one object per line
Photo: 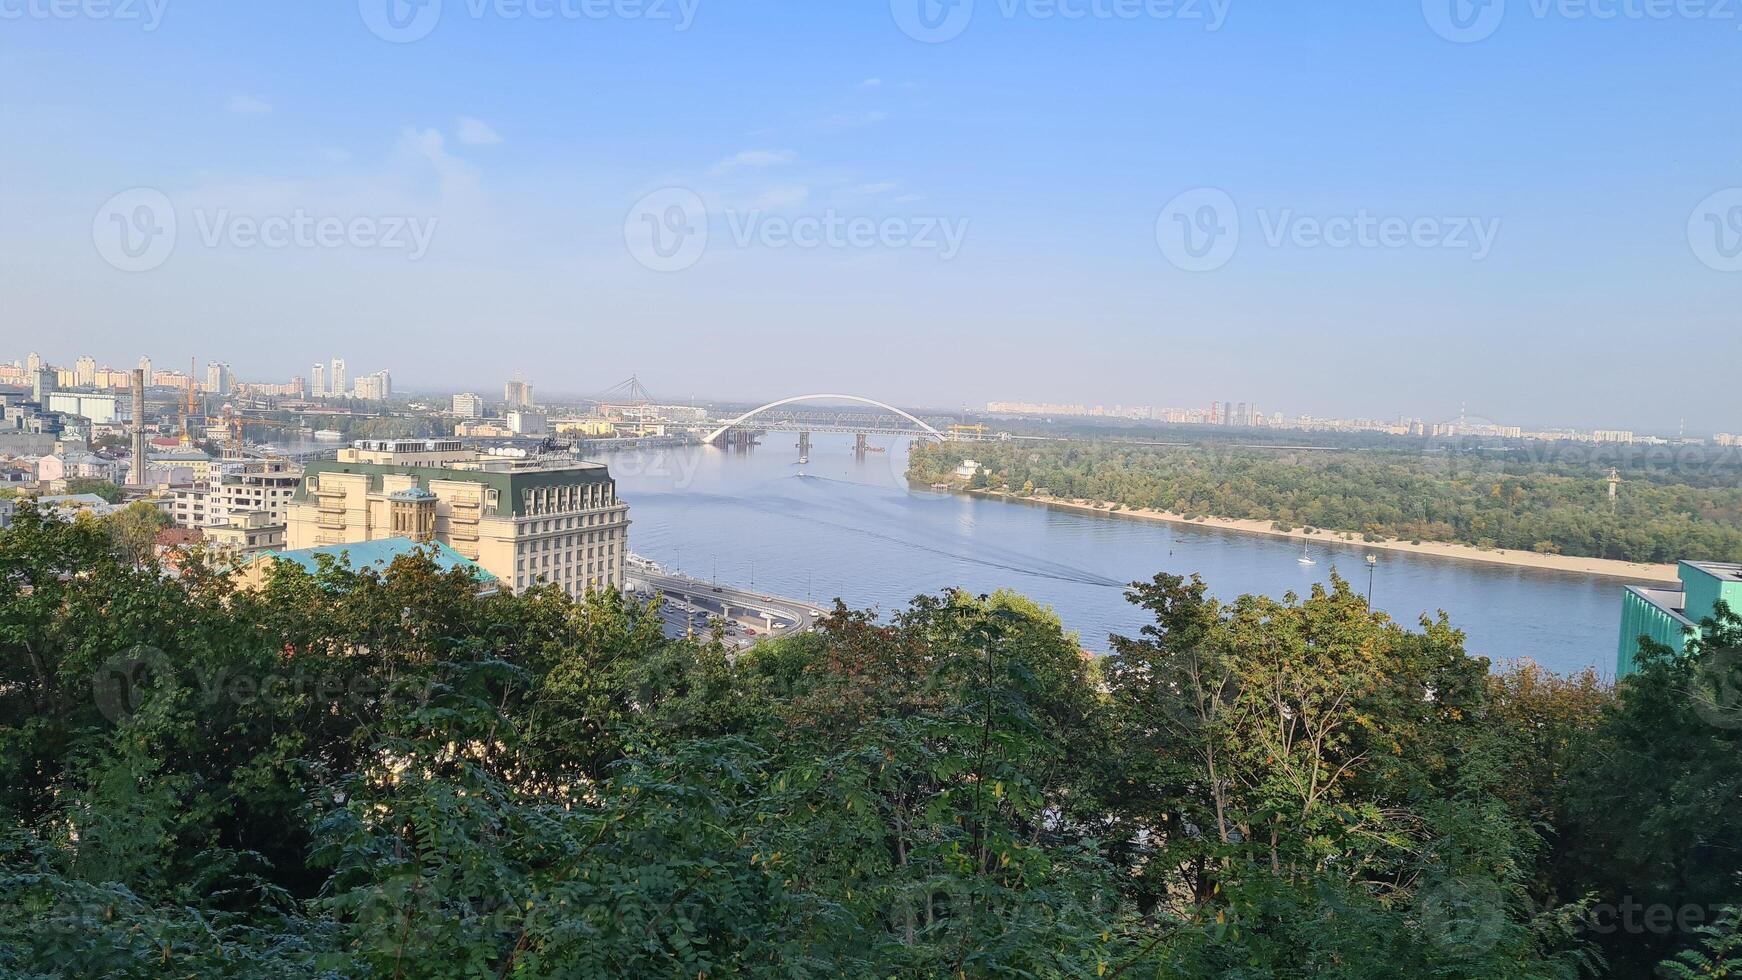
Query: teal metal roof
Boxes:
[{"xmin": 261, "ymin": 537, "xmax": 497, "ymax": 582}]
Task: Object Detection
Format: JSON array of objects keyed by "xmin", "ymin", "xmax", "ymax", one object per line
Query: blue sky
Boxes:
[{"xmin": 1, "ymin": 1, "xmax": 1738, "ymax": 431}]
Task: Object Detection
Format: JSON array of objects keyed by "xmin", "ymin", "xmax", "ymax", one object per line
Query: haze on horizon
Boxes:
[{"xmin": 2, "ymin": 3, "xmax": 1737, "ymax": 433}]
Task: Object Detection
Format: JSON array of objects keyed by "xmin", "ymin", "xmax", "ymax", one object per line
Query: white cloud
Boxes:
[
  {"xmin": 850, "ymin": 181, "xmax": 900, "ymax": 196},
  {"xmin": 711, "ymin": 149, "xmax": 797, "ymax": 174},
  {"xmin": 455, "ymin": 117, "xmax": 503, "ymax": 146},
  {"xmin": 858, "ymin": 78, "xmax": 883, "ymax": 90},
  {"xmin": 226, "ymin": 95, "xmax": 272, "ymax": 116}
]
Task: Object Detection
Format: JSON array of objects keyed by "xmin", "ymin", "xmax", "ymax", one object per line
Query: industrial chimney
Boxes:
[{"xmin": 130, "ymin": 368, "xmax": 148, "ymax": 488}]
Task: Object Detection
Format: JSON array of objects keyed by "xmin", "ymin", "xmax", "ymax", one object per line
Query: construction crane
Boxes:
[{"xmin": 220, "ymin": 407, "xmax": 300, "ymax": 446}]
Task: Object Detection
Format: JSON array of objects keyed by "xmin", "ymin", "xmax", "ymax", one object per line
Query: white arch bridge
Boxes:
[{"xmin": 704, "ymin": 394, "xmax": 951, "ymax": 445}]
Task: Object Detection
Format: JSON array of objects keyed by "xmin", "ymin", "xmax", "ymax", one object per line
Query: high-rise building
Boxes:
[
  {"xmin": 138, "ymin": 355, "xmax": 152, "ymax": 381},
  {"xmin": 353, "ymin": 371, "xmax": 393, "ymax": 401},
  {"xmin": 284, "ymin": 440, "xmax": 630, "ymax": 598},
  {"xmin": 330, "ymin": 359, "xmax": 347, "ymax": 398},
  {"xmin": 26, "ymin": 352, "xmax": 41, "ymax": 375},
  {"xmin": 507, "ymin": 410, "xmax": 548, "ymax": 435},
  {"xmin": 206, "ymin": 362, "xmax": 234, "ymax": 395},
  {"xmin": 504, "ymin": 372, "xmax": 534, "ymax": 409},
  {"xmin": 311, "ymin": 363, "xmax": 326, "ymax": 397},
  {"xmin": 74, "ymin": 355, "xmax": 97, "ymax": 388},
  {"xmin": 452, "ymin": 392, "xmax": 485, "ymax": 418}
]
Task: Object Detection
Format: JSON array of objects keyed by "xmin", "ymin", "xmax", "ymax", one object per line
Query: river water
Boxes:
[{"xmin": 608, "ymin": 434, "xmax": 1632, "ymax": 677}]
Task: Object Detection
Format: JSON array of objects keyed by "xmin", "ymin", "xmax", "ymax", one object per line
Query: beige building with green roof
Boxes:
[{"xmin": 285, "ymin": 440, "xmax": 629, "ymax": 597}]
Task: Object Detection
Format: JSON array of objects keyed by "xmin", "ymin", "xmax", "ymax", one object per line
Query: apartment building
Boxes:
[
  {"xmin": 284, "ymin": 440, "xmax": 629, "ymax": 596},
  {"xmin": 167, "ymin": 459, "xmax": 301, "ymax": 529},
  {"xmin": 205, "ymin": 509, "xmax": 287, "ymax": 560}
]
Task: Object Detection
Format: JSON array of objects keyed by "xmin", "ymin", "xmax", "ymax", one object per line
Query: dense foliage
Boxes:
[
  {"xmin": 1, "ymin": 502, "xmax": 1738, "ymax": 976},
  {"xmin": 911, "ymin": 441, "xmax": 1742, "ymax": 564}
]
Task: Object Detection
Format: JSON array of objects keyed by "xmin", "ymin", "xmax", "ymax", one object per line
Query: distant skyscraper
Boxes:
[
  {"xmin": 138, "ymin": 355, "xmax": 152, "ymax": 382},
  {"xmin": 504, "ymin": 372, "xmax": 534, "ymax": 409},
  {"xmin": 206, "ymin": 362, "xmax": 233, "ymax": 394},
  {"xmin": 353, "ymin": 370, "xmax": 393, "ymax": 401},
  {"xmin": 1223, "ymin": 401, "xmax": 1234, "ymax": 426},
  {"xmin": 26, "ymin": 352, "xmax": 41, "ymax": 375},
  {"xmin": 74, "ymin": 355, "xmax": 96, "ymax": 387},
  {"xmin": 312, "ymin": 363, "xmax": 326, "ymax": 397},
  {"xmin": 330, "ymin": 359, "xmax": 347, "ymax": 398}
]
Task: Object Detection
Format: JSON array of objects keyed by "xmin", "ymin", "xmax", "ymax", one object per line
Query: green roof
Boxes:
[
  {"xmin": 259, "ymin": 537, "xmax": 497, "ymax": 582},
  {"xmin": 291, "ymin": 459, "xmax": 611, "ymax": 517}
]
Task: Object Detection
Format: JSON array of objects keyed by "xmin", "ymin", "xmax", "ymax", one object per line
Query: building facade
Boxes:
[
  {"xmin": 167, "ymin": 459, "xmax": 301, "ymax": 529},
  {"xmin": 284, "ymin": 441, "xmax": 629, "ymax": 596},
  {"xmin": 1617, "ymin": 561, "xmax": 1742, "ymax": 676},
  {"xmin": 452, "ymin": 393, "xmax": 485, "ymax": 418},
  {"xmin": 204, "ymin": 509, "xmax": 287, "ymax": 560}
]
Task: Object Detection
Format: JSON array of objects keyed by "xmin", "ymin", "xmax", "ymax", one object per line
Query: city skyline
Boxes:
[{"xmin": 3, "ymin": 344, "xmax": 1733, "ymax": 440}]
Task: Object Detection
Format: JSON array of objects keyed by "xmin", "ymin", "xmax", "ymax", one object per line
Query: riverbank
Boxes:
[{"xmin": 955, "ymin": 488, "xmax": 1680, "ymax": 584}]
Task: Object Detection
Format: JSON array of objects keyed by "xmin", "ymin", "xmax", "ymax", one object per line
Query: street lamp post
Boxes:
[{"xmin": 1366, "ymin": 554, "xmax": 1378, "ymax": 606}]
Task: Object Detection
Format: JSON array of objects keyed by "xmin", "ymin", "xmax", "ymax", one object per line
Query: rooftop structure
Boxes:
[
  {"xmin": 1617, "ymin": 561, "xmax": 1742, "ymax": 676},
  {"xmin": 245, "ymin": 536, "xmax": 491, "ymax": 581}
]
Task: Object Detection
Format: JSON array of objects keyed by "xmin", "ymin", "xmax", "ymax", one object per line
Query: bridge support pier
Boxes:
[
  {"xmin": 797, "ymin": 431, "xmax": 810, "ymax": 459},
  {"xmin": 854, "ymin": 433, "xmax": 868, "ymax": 458}
]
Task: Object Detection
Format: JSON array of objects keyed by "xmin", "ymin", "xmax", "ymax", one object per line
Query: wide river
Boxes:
[{"xmin": 609, "ymin": 434, "xmax": 1634, "ymax": 677}]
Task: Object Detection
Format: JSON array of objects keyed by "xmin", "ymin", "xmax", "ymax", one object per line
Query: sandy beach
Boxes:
[{"xmin": 955, "ymin": 489, "xmax": 1680, "ymax": 584}]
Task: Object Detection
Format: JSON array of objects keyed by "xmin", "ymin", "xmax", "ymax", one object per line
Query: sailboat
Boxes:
[{"xmin": 1296, "ymin": 542, "xmax": 1316, "ymax": 566}]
